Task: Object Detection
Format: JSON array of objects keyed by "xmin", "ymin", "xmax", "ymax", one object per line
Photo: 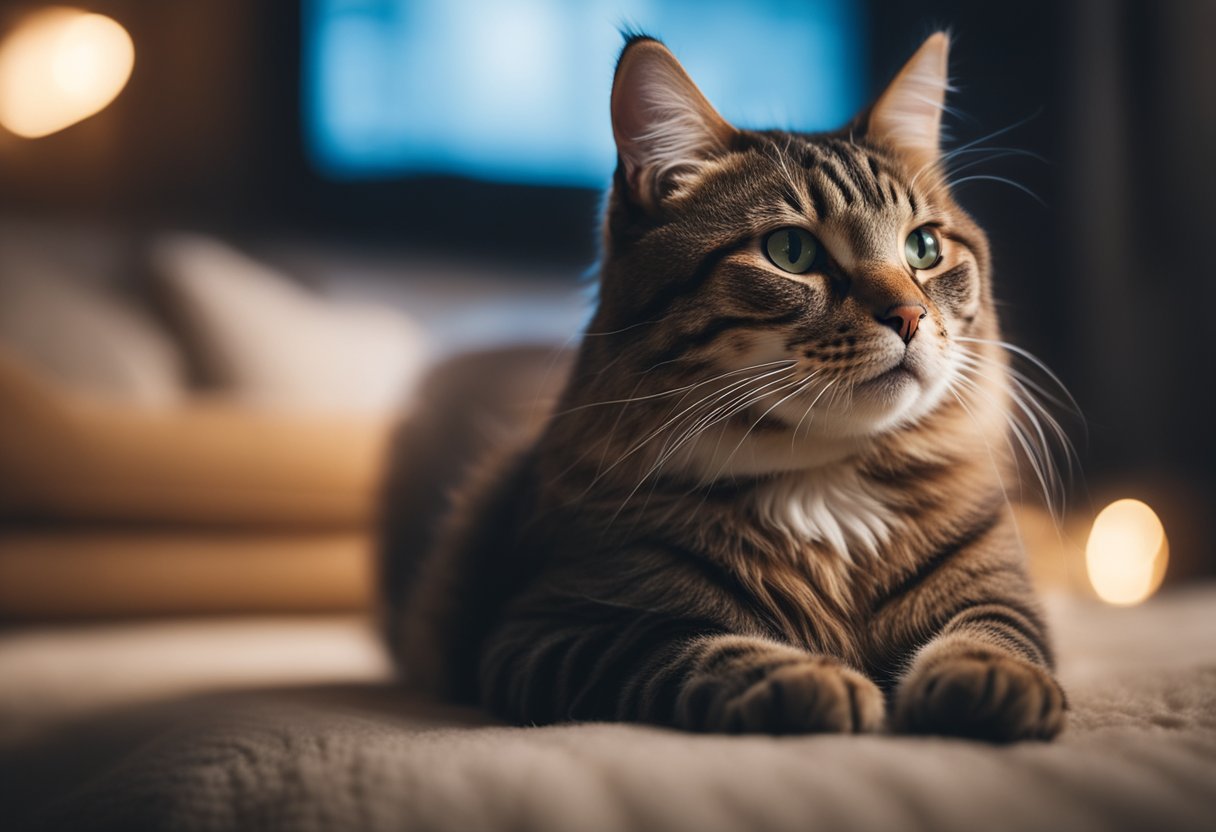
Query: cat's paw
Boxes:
[
  {"xmin": 895, "ymin": 648, "xmax": 1065, "ymax": 742},
  {"xmin": 689, "ymin": 658, "xmax": 886, "ymax": 735}
]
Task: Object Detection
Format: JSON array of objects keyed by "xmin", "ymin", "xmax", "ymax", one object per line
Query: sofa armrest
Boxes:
[{"xmin": 0, "ymin": 349, "xmax": 392, "ymax": 528}]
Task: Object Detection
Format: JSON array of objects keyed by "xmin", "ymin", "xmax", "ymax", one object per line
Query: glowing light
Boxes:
[
  {"xmin": 0, "ymin": 8, "xmax": 134, "ymax": 139},
  {"xmin": 1085, "ymin": 499, "xmax": 1168, "ymax": 606}
]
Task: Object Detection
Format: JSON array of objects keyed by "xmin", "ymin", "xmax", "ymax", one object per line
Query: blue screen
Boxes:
[{"xmin": 304, "ymin": 0, "xmax": 865, "ymax": 188}]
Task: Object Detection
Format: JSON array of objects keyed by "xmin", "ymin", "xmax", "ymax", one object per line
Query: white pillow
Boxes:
[
  {"xmin": 0, "ymin": 250, "xmax": 186, "ymax": 407},
  {"xmin": 151, "ymin": 234, "xmax": 428, "ymax": 414}
]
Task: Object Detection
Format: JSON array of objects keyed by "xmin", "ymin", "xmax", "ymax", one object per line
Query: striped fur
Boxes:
[{"xmin": 385, "ymin": 33, "xmax": 1065, "ymax": 742}]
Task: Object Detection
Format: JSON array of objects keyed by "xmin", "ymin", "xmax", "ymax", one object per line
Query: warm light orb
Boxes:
[
  {"xmin": 1085, "ymin": 499, "xmax": 1168, "ymax": 606},
  {"xmin": 0, "ymin": 7, "xmax": 134, "ymax": 139}
]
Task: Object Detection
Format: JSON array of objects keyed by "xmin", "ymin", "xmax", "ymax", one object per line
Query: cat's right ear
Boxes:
[
  {"xmin": 866, "ymin": 33, "xmax": 951, "ymax": 167},
  {"xmin": 611, "ymin": 37, "xmax": 736, "ymax": 210}
]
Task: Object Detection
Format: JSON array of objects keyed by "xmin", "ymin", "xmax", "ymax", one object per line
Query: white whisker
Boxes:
[
  {"xmin": 583, "ymin": 364, "xmax": 797, "ymax": 494},
  {"xmin": 947, "ymin": 174, "xmax": 1045, "ymax": 207},
  {"xmin": 551, "ymin": 359, "xmax": 794, "ymax": 418},
  {"xmin": 790, "ymin": 377, "xmax": 838, "ymax": 448},
  {"xmin": 709, "ymin": 375, "xmax": 819, "ymax": 483}
]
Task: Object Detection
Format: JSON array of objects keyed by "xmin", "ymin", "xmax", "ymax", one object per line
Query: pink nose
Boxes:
[{"xmin": 880, "ymin": 304, "xmax": 927, "ymax": 344}]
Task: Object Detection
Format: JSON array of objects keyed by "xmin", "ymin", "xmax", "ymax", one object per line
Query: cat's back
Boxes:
[{"xmin": 379, "ymin": 344, "xmax": 573, "ymax": 700}]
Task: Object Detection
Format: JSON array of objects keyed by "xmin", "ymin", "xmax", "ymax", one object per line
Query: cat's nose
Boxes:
[{"xmin": 878, "ymin": 304, "xmax": 927, "ymax": 344}]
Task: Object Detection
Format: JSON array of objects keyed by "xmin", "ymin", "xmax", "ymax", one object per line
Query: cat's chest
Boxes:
[
  {"xmin": 726, "ymin": 470, "xmax": 905, "ymax": 657},
  {"xmin": 750, "ymin": 468, "xmax": 899, "ymax": 564}
]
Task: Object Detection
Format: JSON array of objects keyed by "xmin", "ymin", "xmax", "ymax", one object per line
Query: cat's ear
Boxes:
[
  {"xmin": 611, "ymin": 37, "xmax": 736, "ymax": 209},
  {"xmin": 867, "ymin": 33, "xmax": 951, "ymax": 165}
]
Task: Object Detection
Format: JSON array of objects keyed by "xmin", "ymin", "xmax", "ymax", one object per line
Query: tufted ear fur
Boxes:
[
  {"xmin": 610, "ymin": 37, "xmax": 736, "ymax": 209},
  {"xmin": 867, "ymin": 33, "xmax": 951, "ymax": 166}
]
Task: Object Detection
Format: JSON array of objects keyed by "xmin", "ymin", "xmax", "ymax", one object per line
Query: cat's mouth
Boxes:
[{"xmin": 859, "ymin": 355, "xmax": 921, "ymax": 388}]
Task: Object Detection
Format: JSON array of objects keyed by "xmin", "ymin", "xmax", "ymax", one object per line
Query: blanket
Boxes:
[{"xmin": 2, "ymin": 588, "xmax": 1214, "ymax": 832}]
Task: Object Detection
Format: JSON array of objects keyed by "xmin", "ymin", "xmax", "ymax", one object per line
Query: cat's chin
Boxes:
[
  {"xmin": 856, "ymin": 362, "xmax": 920, "ymax": 399},
  {"xmin": 840, "ymin": 367, "xmax": 925, "ymax": 429},
  {"xmin": 792, "ymin": 381, "xmax": 943, "ymax": 446},
  {"xmin": 834, "ymin": 351, "xmax": 955, "ymax": 436}
]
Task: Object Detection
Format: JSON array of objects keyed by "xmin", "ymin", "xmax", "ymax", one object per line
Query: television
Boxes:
[{"xmin": 303, "ymin": 0, "xmax": 866, "ymax": 189}]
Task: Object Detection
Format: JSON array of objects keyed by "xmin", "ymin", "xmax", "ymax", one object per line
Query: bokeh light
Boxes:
[
  {"xmin": 1085, "ymin": 499, "xmax": 1169, "ymax": 605},
  {"xmin": 0, "ymin": 7, "xmax": 134, "ymax": 139}
]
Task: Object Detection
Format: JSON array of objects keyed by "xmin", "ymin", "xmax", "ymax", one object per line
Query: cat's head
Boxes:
[{"xmin": 590, "ymin": 33, "xmax": 996, "ymax": 477}]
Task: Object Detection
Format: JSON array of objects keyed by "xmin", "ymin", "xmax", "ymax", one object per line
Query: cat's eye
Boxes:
[
  {"xmin": 764, "ymin": 227, "xmax": 819, "ymax": 274},
  {"xmin": 905, "ymin": 227, "xmax": 942, "ymax": 270}
]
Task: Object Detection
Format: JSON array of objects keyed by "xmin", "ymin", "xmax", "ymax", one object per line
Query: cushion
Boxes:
[
  {"xmin": 0, "ymin": 226, "xmax": 186, "ymax": 406},
  {"xmin": 151, "ymin": 234, "xmax": 428, "ymax": 414}
]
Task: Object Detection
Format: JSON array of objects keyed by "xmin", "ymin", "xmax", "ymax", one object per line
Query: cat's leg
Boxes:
[
  {"xmin": 670, "ymin": 633, "xmax": 886, "ymax": 734},
  {"xmin": 884, "ymin": 520, "xmax": 1066, "ymax": 741},
  {"xmin": 893, "ymin": 615, "xmax": 1065, "ymax": 741},
  {"xmin": 480, "ymin": 614, "xmax": 885, "ymax": 734}
]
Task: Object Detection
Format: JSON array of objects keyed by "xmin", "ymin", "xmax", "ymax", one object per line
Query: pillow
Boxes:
[
  {"xmin": 151, "ymin": 234, "xmax": 428, "ymax": 414},
  {"xmin": 0, "ymin": 233, "xmax": 186, "ymax": 407}
]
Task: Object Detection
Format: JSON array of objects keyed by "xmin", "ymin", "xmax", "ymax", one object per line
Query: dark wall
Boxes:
[{"xmin": 1065, "ymin": 0, "xmax": 1216, "ymax": 579}]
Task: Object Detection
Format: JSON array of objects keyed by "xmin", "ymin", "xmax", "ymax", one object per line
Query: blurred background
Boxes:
[{"xmin": 0, "ymin": 0, "xmax": 1211, "ymax": 675}]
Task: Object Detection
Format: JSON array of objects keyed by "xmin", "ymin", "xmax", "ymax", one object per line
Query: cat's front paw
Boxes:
[
  {"xmin": 895, "ymin": 647, "xmax": 1065, "ymax": 742},
  {"xmin": 685, "ymin": 658, "xmax": 886, "ymax": 735}
]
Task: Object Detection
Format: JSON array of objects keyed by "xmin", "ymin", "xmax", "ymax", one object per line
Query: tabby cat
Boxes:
[{"xmin": 382, "ymin": 32, "xmax": 1066, "ymax": 742}]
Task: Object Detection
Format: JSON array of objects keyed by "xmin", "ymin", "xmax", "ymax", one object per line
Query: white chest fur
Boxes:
[{"xmin": 751, "ymin": 466, "xmax": 896, "ymax": 562}]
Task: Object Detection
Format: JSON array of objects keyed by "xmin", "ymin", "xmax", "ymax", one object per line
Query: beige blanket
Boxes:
[{"xmin": 3, "ymin": 588, "xmax": 1214, "ymax": 832}]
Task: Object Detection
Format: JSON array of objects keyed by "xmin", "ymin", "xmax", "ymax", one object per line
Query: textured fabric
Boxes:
[
  {"xmin": 2, "ymin": 588, "xmax": 1213, "ymax": 832},
  {"xmin": 0, "ymin": 616, "xmax": 391, "ymax": 745}
]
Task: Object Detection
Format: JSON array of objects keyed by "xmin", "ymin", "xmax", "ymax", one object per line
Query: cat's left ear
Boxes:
[
  {"xmin": 611, "ymin": 37, "xmax": 737, "ymax": 209},
  {"xmin": 867, "ymin": 33, "xmax": 951, "ymax": 165}
]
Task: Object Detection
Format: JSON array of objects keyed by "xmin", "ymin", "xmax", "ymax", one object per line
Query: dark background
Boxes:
[{"xmin": 0, "ymin": 0, "xmax": 1211, "ymax": 576}]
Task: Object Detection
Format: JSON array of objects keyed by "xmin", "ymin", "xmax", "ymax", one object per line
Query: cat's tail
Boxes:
[{"xmin": 376, "ymin": 344, "xmax": 574, "ymax": 679}]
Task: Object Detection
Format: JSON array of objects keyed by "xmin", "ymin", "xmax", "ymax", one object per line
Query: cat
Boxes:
[{"xmin": 381, "ymin": 32, "xmax": 1066, "ymax": 742}]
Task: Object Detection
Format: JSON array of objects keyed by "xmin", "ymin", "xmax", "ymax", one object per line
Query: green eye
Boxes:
[
  {"xmin": 764, "ymin": 227, "xmax": 819, "ymax": 274},
  {"xmin": 905, "ymin": 227, "xmax": 942, "ymax": 270}
]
